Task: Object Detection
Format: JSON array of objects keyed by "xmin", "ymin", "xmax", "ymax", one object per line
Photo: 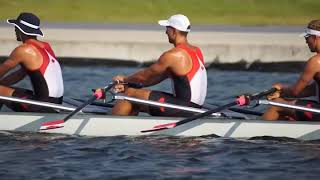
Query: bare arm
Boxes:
[
  {"xmin": 0, "ymin": 57, "xmax": 21, "ymax": 79},
  {"xmin": 281, "ymin": 56, "xmax": 319, "ymax": 97},
  {"xmin": 0, "ymin": 44, "xmax": 39, "ymax": 86},
  {"xmin": 123, "ymin": 52, "xmax": 176, "ymax": 87},
  {"xmin": 0, "ymin": 44, "xmax": 33, "ymax": 78},
  {"xmin": 295, "ymin": 82, "xmax": 316, "ymax": 97}
]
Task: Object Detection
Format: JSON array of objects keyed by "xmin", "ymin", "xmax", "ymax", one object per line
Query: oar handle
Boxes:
[
  {"xmin": 126, "ymin": 82, "xmax": 144, "ymax": 89},
  {"xmin": 249, "ymin": 88, "xmax": 277, "ymax": 100},
  {"xmin": 99, "ymin": 81, "xmax": 143, "ymax": 92}
]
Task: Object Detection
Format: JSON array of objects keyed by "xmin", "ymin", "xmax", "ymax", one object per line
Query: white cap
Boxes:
[
  {"xmin": 299, "ymin": 28, "xmax": 320, "ymax": 37},
  {"xmin": 158, "ymin": 14, "xmax": 191, "ymax": 32}
]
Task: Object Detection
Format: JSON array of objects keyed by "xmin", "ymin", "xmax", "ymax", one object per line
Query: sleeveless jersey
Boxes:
[
  {"xmin": 170, "ymin": 44, "xmax": 207, "ymax": 105},
  {"xmin": 24, "ymin": 40, "xmax": 64, "ymax": 100}
]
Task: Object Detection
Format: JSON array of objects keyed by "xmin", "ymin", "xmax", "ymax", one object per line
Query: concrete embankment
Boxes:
[{"xmin": 0, "ymin": 24, "xmax": 312, "ymax": 69}]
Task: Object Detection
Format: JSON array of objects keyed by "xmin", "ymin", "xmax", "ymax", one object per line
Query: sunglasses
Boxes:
[
  {"xmin": 304, "ymin": 34, "xmax": 312, "ymax": 38},
  {"xmin": 304, "ymin": 34, "xmax": 319, "ymax": 39}
]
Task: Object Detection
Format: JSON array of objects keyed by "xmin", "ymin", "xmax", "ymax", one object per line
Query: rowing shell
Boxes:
[{"xmin": 1, "ymin": 112, "xmax": 319, "ymax": 140}]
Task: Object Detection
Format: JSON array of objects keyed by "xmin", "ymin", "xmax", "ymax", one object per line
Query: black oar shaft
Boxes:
[
  {"xmin": 63, "ymin": 95, "xmax": 98, "ymax": 121},
  {"xmin": 176, "ymin": 101, "xmax": 238, "ymax": 126},
  {"xmin": 228, "ymin": 107, "xmax": 263, "ymax": 116},
  {"xmin": 126, "ymin": 82, "xmax": 144, "ymax": 88},
  {"xmin": 63, "ymin": 81, "xmax": 116, "ymax": 122},
  {"xmin": 250, "ymin": 88, "xmax": 277, "ymax": 100},
  {"xmin": 176, "ymin": 88, "xmax": 277, "ymax": 127}
]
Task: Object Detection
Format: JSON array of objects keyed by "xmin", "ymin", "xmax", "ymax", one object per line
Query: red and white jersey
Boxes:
[
  {"xmin": 170, "ymin": 44, "xmax": 207, "ymax": 105},
  {"xmin": 24, "ymin": 40, "xmax": 64, "ymax": 99}
]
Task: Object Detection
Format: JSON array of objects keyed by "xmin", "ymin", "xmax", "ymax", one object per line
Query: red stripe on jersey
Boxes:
[
  {"xmin": 176, "ymin": 44, "xmax": 203, "ymax": 81},
  {"xmin": 195, "ymin": 48, "xmax": 204, "ymax": 64},
  {"xmin": 44, "ymin": 43, "xmax": 58, "ymax": 60}
]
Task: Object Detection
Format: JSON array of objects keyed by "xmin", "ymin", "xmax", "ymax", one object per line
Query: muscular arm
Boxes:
[
  {"xmin": 281, "ymin": 56, "xmax": 320, "ymax": 97},
  {"xmin": 0, "ymin": 44, "xmax": 38, "ymax": 85},
  {"xmin": 124, "ymin": 51, "xmax": 178, "ymax": 87},
  {"xmin": 0, "ymin": 55, "xmax": 21, "ymax": 79}
]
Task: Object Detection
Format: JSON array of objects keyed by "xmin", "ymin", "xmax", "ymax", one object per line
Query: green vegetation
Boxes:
[{"xmin": 0, "ymin": 0, "xmax": 319, "ymax": 25}]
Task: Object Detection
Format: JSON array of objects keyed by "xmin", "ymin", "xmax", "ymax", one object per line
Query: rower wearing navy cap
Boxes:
[
  {"xmin": 0, "ymin": 12, "xmax": 64, "ymax": 112},
  {"xmin": 109, "ymin": 14, "xmax": 207, "ymax": 117},
  {"xmin": 263, "ymin": 20, "xmax": 320, "ymax": 121}
]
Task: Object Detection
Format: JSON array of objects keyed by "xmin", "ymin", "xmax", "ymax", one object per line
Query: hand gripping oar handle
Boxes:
[
  {"xmin": 92, "ymin": 82, "xmax": 144, "ymax": 95},
  {"xmin": 40, "ymin": 81, "xmax": 117, "ymax": 130},
  {"xmin": 108, "ymin": 81, "xmax": 144, "ymax": 89},
  {"xmin": 141, "ymin": 88, "xmax": 277, "ymax": 133}
]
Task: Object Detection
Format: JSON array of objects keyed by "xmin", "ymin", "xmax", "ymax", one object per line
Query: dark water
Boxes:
[{"xmin": 1, "ymin": 66, "xmax": 320, "ymax": 179}]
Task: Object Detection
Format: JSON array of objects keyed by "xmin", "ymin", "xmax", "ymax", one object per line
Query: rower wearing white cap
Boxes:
[
  {"xmin": 0, "ymin": 12, "xmax": 64, "ymax": 112},
  {"xmin": 110, "ymin": 14, "xmax": 207, "ymax": 117},
  {"xmin": 263, "ymin": 20, "xmax": 320, "ymax": 121}
]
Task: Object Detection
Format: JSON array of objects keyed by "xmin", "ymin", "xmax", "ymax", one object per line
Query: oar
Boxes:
[
  {"xmin": 141, "ymin": 88, "xmax": 276, "ymax": 133},
  {"xmin": 259, "ymin": 99, "xmax": 320, "ymax": 114},
  {"xmin": 114, "ymin": 95, "xmax": 222, "ymax": 116},
  {"xmin": 72, "ymin": 98, "xmax": 114, "ymax": 108},
  {"xmin": 72, "ymin": 97, "xmax": 263, "ymax": 116},
  {"xmin": 72, "ymin": 95, "xmax": 222, "ymax": 117},
  {"xmin": 0, "ymin": 95, "xmax": 76, "ymax": 112},
  {"xmin": 227, "ymin": 107, "xmax": 263, "ymax": 116},
  {"xmin": 40, "ymin": 82, "xmax": 117, "ymax": 130}
]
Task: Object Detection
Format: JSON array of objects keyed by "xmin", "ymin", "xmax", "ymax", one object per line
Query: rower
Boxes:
[
  {"xmin": 262, "ymin": 19, "xmax": 320, "ymax": 121},
  {"xmin": 0, "ymin": 12, "xmax": 64, "ymax": 112},
  {"xmin": 105, "ymin": 14, "xmax": 207, "ymax": 117}
]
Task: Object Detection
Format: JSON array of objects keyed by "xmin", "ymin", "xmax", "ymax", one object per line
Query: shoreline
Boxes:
[
  {"xmin": 0, "ymin": 22, "xmax": 304, "ymax": 32},
  {"xmin": 0, "ymin": 23, "xmax": 311, "ymax": 67},
  {"xmin": 0, "ymin": 56, "xmax": 304, "ymax": 72}
]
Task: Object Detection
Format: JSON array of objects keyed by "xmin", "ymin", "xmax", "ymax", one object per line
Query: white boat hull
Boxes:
[{"xmin": 1, "ymin": 112, "xmax": 320, "ymax": 140}]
